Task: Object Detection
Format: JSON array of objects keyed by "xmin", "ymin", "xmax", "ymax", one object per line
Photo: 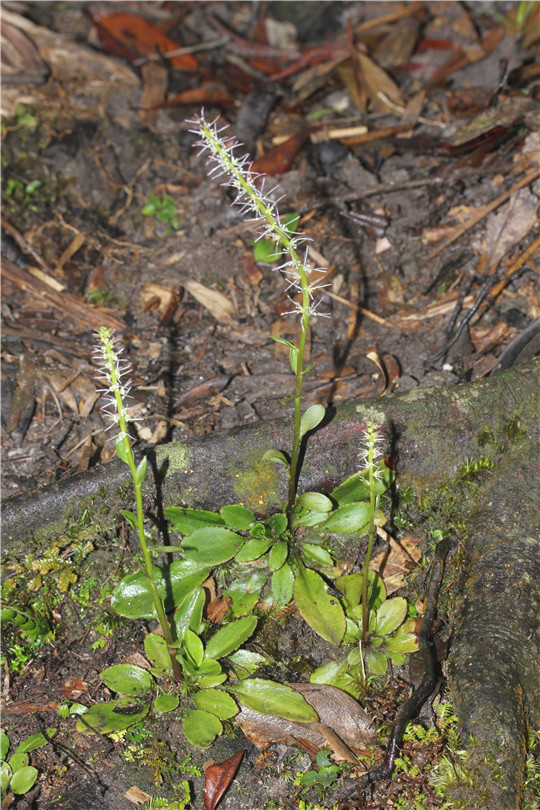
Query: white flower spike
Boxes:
[{"xmin": 187, "ymin": 110, "xmax": 328, "ymax": 327}]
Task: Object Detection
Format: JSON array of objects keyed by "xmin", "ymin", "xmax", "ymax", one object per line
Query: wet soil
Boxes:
[{"xmin": 2, "ymin": 2, "xmax": 539, "ymax": 809}]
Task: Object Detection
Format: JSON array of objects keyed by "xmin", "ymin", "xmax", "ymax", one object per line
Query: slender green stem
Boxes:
[
  {"xmin": 126, "ymin": 449, "xmax": 184, "ymax": 682},
  {"xmin": 361, "ymin": 424, "xmax": 379, "ymax": 646},
  {"xmin": 287, "ymin": 312, "xmax": 309, "ymax": 519}
]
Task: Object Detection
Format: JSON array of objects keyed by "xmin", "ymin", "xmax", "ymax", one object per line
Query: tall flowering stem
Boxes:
[
  {"xmin": 359, "ymin": 422, "xmax": 384, "ymax": 646},
  {"xmin": 189, "ymin": 112, "xmax": 328, "ymax": 519},
  {"xmin": 93, "ymin": 327, "xmax": 183, "ymax": 682}
]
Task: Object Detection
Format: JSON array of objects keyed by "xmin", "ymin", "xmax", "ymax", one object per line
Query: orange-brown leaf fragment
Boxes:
[
  {"xmin": 93, "ymin": 12, "xmax": 198, "ymax": 71},
  {"xmin": 204, "ymin": 750, "xmax": 245, "ymax": 810}
]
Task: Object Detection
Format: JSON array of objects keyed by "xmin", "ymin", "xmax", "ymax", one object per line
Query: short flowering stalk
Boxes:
[
  {"xmin": 93, "ymin": 327, "xmax": 183, "ymax": 682},
  {"xmin": 359, "ymin": 422, "xmax": 384, "ymax": 646},
  {"xmin": 189, "ymin": 112, "xmax": 328, "ymax": 519}
]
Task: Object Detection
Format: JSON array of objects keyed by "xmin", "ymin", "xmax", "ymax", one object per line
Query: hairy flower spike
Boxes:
[
  {"xmin": 93, "ymin": 327, "xmax": 138, "ymax": 444},
  {"xmin": 359, "ymin": 421, "xmax": 385, "ymax": 483},
  {"xmin": 187, "ymin": 110, "xmax": 327, "ymax": 327},
  {"xmin": 188, "ymin": 110, "xmax": 330, "ymax": 518}
]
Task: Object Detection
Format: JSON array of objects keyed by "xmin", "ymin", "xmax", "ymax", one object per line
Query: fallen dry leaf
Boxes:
[
  {"xmin": 483, "ymin": 187, "xmax": 539, "ymax": 266},
  {"xmin": 371, "ymin": 533, "xmax": 422, "ymax": 595},
  {"xmin": 236, "ymin": 683, "xmax": 375, "ymax": 761},
  {"xmin": 356, "ymin": 52, "xmax": 404, "ymax": 114},
  {"xmin": 204, "ymin": 750, "xmax": 245, "ymax": 810},
  {"xmin": 184, "ymin": 280, "xmax": 237, "ymax": 325},
  {"xmin": 124, "ymin": 786, "xmax": 152, "ymax": 805}
]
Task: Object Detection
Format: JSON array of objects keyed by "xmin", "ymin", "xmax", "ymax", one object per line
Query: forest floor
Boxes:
[{"xmin": 1, "ymin": 2, "xmax": 539, "ymax": 809}]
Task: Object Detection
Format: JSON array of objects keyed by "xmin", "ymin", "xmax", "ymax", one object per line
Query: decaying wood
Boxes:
[{"xmin": 2, "ymin": 358, "xmax": 539, "ymax": 808}]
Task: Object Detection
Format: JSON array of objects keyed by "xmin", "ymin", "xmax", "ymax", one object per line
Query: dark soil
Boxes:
[{"xmin": 2, "ymin": 2, "xmax": 539, "ymax": 809}]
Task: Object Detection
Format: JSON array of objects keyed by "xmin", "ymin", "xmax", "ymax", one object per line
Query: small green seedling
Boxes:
[
  {"xmin": 294, "ymin": 749, "xmax": 349, "ymax": 792},
  {"xmin": 1, "ymin": 728, "xmax": 56, "ymax": 799},
  {"xmin": 141, "ymin": 194, "xmax": 180, "ymax": 230}
]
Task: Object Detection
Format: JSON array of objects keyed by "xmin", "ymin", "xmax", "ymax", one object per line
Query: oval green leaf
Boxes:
[
  {"xmin": 220, "ymin": 504, "xmax": 255, "ymax": 530},
  {"xmin": 0, "ymin": 761, "xmax": 11, "ymax": 796},
  {"xmin": 228, "ymin": 649, "xmax": 269, "ymax": 679},
  {"xmin": 262, "ymin": 449, "xmax": 290, "ymax": 469},
  {"xmin": 299, "ymin": 404, "xmax": 325, "ymax": 438},
  {"xmin": 235, "ymin": 537, "xmax": 271, "ymax": 562},
  {"xmin": 268, "ymin": 541, "xmax": 288, "ymax": 572},
  {"xmin": 10, "ymin": 765, "xmax": 38, "ymax": 795},
  {"xmin": 111, "ymin": 560, "xmax": 210, "ymax": 619},
  {"xmin": 182, "ymin": 709, "xmax": 222, "ymax": 748},
  {"xmin": 115, "ymin": 438, "xmax": 131, "ymax": 465},
  {"xmin": 192, "ymin": 689, "xmax": 238, "ymax": 719},
  {"xmin": 268, "ymin": 512, "xmax": 288, "ymax": 536},
  {"xmin": 335, "ymin": 573, "xmax": 363, "ymax": 610},
  {"xmin": 301, "ymin": 543, "xmax": 334, "ymax": 568},
  {"xmin": 331, "ymin": 466, "xmax": 391, "ymax": 506},
  {"xmin": 231, "ymin": 680, "xmax": 318, "ymax": 722},
  {"xmin": 374, "ymin": 597, "xmax": 407, "ymax": 636},
  {"xmin": 134, "ymin": 454, "xmax": 147, "ymax": 486},
  {"xmin": 293, "ymin": 564, "xmax": 345, "ymax": 646},
  {"xmin": 163, "ymin": 507, "xmax": 224, "ymax": 535},
  {"xmin": 8, "ymin": 753, "xmax": 28, "ymax": 772},
  {"xmin": 144, "ymin": 633, "xmax": 172, "ymax": 673},
  {"xmin": 0, "ymin": 731, "xmax": 8, "ymax": 761},
  {"xmin": 197, "ymin": 674, "xmax": 227, "ymax": 689},
  {"xmin": 297, "ymin": 492, "xmax": 333, "ymax": 512},
  {"xmin": 365, "ymin": 649, "xmax": 388, "ymax": 675},
  {"xmin": 100, "ymin": 664, "xmax": 153, "ymax": 696},
  {"xmin": 154, "ymin": 694, "xmax": 179, "ymax": 713},
  {"xmin": 310, "ymin": 659, "xmax": 348, "ymax": 686},
  {"xmin": 384, "ymin": 631, "xmax": 419, "ymax": 654},
  {"xmin": 14, "ymin": 729, "xmax": 56, "ymax": 754},
  {"xmin": 171, "ymin": 588, "xmax": 205, "ymax": 641},
  {"xmin": 181, "ymin": 527, "xmax": 244, "ymax": 565},
  {"xmin": 205, "ymin": 616, "xmax": 257, "ymax": 661},
  {"xmin": 184, "ymin": 629, "xmax": 205, "ymax": 668},
  {"xmin": 271, "ymin": 563, "xmax": 294, "ymax": 604},
  {"xmin": 320, "ymin": 502, "xmax": 371, "ymax": 534},
  {"xmin": 224, "ymin": 572, "xmax": 268, "ymax": 617},
  {"xmin": 76, "ymin": 700, "xmax": 149, "ymax": 735}
]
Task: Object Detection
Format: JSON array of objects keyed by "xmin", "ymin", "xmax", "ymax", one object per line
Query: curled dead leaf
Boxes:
[{"xmin": 236, "ymin": 683, "xmax": 375, "ymax": 762}]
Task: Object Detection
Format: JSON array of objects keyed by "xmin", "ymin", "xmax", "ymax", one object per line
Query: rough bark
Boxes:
[
  {"xmin": 2, "ymin": 358, "xmax": 539, "ymax": 808},
  {"xmin": 447, "ymin": 445, "xmax": 539, "ymax": 809}
]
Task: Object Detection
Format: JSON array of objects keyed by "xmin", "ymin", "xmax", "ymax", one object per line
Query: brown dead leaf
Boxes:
[
  {"xmin": 76, "ymin": 433, "xmax": 95, "ymax": 474},
  {"xmin": 140, "ymin": 62, "xmax": 168, "ymax": 128},
  {"xmin": 236, "ymin": 683, "xmax": 375, "ymax": 761},
  {"xmin": 6, "ymin": 355, "xmax": 38, "ymax": 433},
  {"xmin": 204, "ymin": 750, "xmax": 245, "ymax": 810},
  {"xmin": 483, "ymin": 187, "xmax": 539, "ymax": 267},
  {"xmin": 356, "ymin": 52, "xmax": 404, "ymax": 114},
  {"xmin": 371, "ymin": 16, "xmax": 420, "ymax": 69},
  {"xmin": 124, "ymin": 786, "xmax": 152, "ymax": 805},
  {"xmin": 184, "ymin": 280, "xmax": 237, "ymax": 325},
  {"xmin": 366, "ymin": 348, "xmax": 401, "ymax": 395},
  {"xmin": 370, "ymin": 533, "xmax": 422, "ymax": 595},
  {"xmin": 1, "ymin": 18, "xmax": 49, "ymax": 83},
  {"xmin": 141, "ymin": 283, "xmax": 179, "ymax": 316},
  {"xmin": 206, "ymin": 595, "xmax": 231, "ymax": 624},
  {"xmin": 46, "ymin": 371, "xmax": 78, "ymax": 414}
]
